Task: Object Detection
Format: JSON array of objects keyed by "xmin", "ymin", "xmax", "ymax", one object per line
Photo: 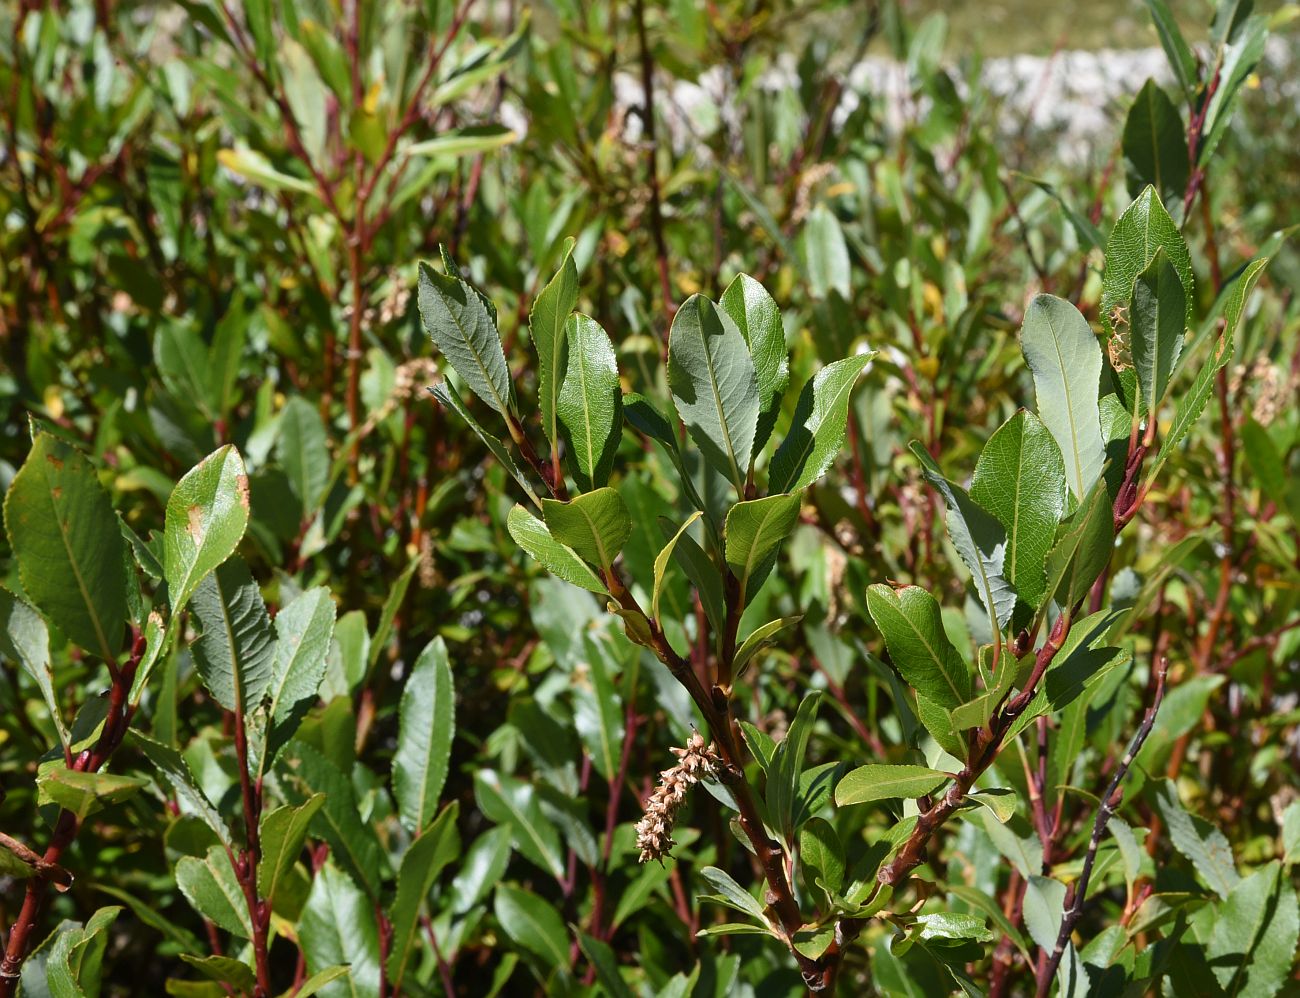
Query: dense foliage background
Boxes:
[{"xmin": 1, "ymin": 0, "xmax": 1298, "ymax": 994}]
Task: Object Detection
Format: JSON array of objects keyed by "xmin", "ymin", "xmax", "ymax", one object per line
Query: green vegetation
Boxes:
[{"xmin": 1, "ymin": 0, "xmax": 1298, "ymax": 995}]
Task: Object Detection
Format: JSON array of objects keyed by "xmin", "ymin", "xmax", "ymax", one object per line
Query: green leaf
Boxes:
[
  {"xmin": 37, "ymin": 768, "xmax": 148, "ymax": 822},
  {"xmin": 1131, "ymin": 248, "xmax": 1188, "ymax": 415},
  {"xmin": 1042, "ymin": 478, "xmax": 1114, "ymax": 613},
  {"xmin": 866, "ymin": 585, "xmax": 971, "ymax": 708},
  {"xmin": 912, "ymin": 445, "xmax": 1016, "ymax": 630},
  {"xmin": 128, "ymin": 731, "xmax": 232, "ymax": 847},
  {"xmin": 915, "ymin": 692, "xmax": 967, "ymax": 760},
  {"xmin": 0, "ymin": 589, "xmax": 69, "ymax": 750},
  {"xmin": 578, "ymin": 932, "xmax": 635, "ymax": 998},
  {"xmin": 176, "ymin": 845, "xmax": 251, "ymax": 939},
  {"xmin": 698, "ymin": 866, "xmax": 769, "ymax": 922},
  {"xmin": 913, "ymin": 912, "xmax": 996, "ymax": 943},
  {"xmin": 1006, "ymin": 636, "xmax": 1129, "ymax": 740},
  {"xmin": 1199, "ymin": 14, "xmax": 1269, "ymax": 164},
  {"xmin": 257, "ymin": 794, "xmax": 326, "ymax": 908},
  {"xmin": 279, "ymin": 740, "xmax": 386, "ymax": 898},
  {"xmin": 1150, "ymin": 257, "xmax": 1266, "ymax": 481},
  {"xmin": 1153, "ymin": 779, "xmax": 1239, "ymax": 899},
  {"xmin": 4, "ymin": 431, "xmax": 129, "ymax": 662},
  {"xmin": 393, "ymin": 637, "xmax": 455, "ymax": 834},
  {"xmin": 387, "ymin": 803, "xmax": 461, "ymax": 991},
  {"xmin": 179, "ymin": 955, "xmax": 255, "ymax": 992},
  {"xmin": 506, "ymin": 504, "xmax": 607, "ymax": 593},
  {"xmin": 286, "ymin": 966, "xmax": 352, "ymax": 998},
  {"xmin": 189, "ymin": 558, "xmax": 275, "ymax": 717},
  {"xmin": 530, "ymin": 239, "xmax": 579, "ymax": 453},
  {"xmin": 474, "ymin": 769, "xmax": 566, "ymax": 879},
  {"xmin": 652, "ymin": 512, "xmax": 703, "ymax": 625},
  {"xmin": 574, "ymin": 634, "xmax": 623, "ymax": 782},
  {"xmin": 495, "ymin": 884, "xmax": 571, "ymax": 969},
  {"xmin": 541, "ymin": 488, "xmax": 631, "ymax": 570},
  {"xmin": 37, "ymin": 905, "xmax": 122, "ymax": 998},
  {"xmin": 1143, "ymin": 0, "xmax": 1197, "ymax": 99},
  {"xmin": 835, "ymin": 764, "xmax": 948, "ymax": 806},
  {"xmin": 277, "ymin": 396, "xmax": 330, "ymax": 515},
  {"xmin": 768, "ymin": 691, "xmax": 823, "ymax": 841},
  {"xmin": 217, "ymin": 145, "xmax": 319, "ymax": 197},
  {"xmin": 968, "ymin": 788, "xmax": 1018, "ymax": 823},
  {"xmin": 1241, "ymin": 418, "xmax": 1288, "ymax": 509},
  {"xmin": 280, "ymin": 38, "xmax": 327, "ymax": 162},
  {"xmin": 164, "ymin": 445, "xmax": 251, "ymax": 613},
  {"xmin": 969, "ymin": 411, "xmax": 1069, "ymax": 610},
  {"xmin": 368, "ymin": 558, "xmax": 418, "ymax": 672},
  {"xmin": 733, "ymin": 615, "xmax": 803, "ymax": 677},
  {"xmin": 1122, "ymin": 80, "xmax": 1189, "ymax": 206},
  {"xmin": 299, "ymin": 862, "xmax": 381, "ymax": 998},
  {"xmin": 429, "ymin": 382, "xmax": 542, "ymax": 508},
  {"xmin": 1019, "ymin": 294, "xmax": 1106, "ymax": 503},
  {"xmin": 720, "ymin": 273, "xmax": 789, "ymax": 456},
  {"xmin": 724, "ymin": 492, "xmax": 802, "ymax": 605},
  {"xmin": 404, "ymin": 124, "xmax": 519, "ymax": 158},
  {"xmin": 668, "ymin": 522, "xmax": 726, "ymax": 635},
  {"xmin": 557, "ymin": 314, "xmax": 622, "ymax": 490},
  {"xmin": 1100, "ymin": 186, "xmax": 1194, "ymax": 336},
  {"xmin": 1207, "ymin": 862, "xmax": 1298, "ymax": 998},
  {"xmin": 803, "ymin": 203, "xmax": 851, "ymax": 300},
  {"xmin": 667, "ymin": 294, "xmax": 760, "ymax": 490},
  {"xmin": 800, "ymin": 816, "xmax": 846, "ymax": 898},
  {"xmin": 264, "ymin": 587, "xmax": 336, "ymax": 761},
  {"xmin": 623, "ymin": 392, "xmax": 709, "ymax": 505},
  {"xmin": 417, "ymin": 262, "xmax": 512, "ymax": 417},
  {"xmin": 1023, "ymin": 875, "xmax": 1067, "ymax": 951},
  {"xmin": 769, "ymin": 353, "xmax": 874, "ymax": 493}
]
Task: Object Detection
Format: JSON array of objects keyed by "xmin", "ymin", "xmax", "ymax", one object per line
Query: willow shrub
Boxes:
[
  {"xmin": 2, "ymin": 0, "xmax": 1299, "ymax": 995},
  {"xmin": 419, "ymin": 169, "xmax": 1292, "ymax": 994}
]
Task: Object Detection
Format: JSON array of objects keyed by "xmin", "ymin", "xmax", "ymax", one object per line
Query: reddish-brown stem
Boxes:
[
  {"xmin": 231, "ymin": 705, "xmax": 272, "ymax": 996},
  {"xmin": 0, "ymin": 629, "xmax": 145, "ymax": 994},
  {"xmin": 505, "ymin": 405, "xmax": 825, "ymax": 984},
  {"xmin": 631, "ymin": 0, "xmax": 675, "ymax": 329},
  {"xmin": 1035, "ymin": 657, "xmax": 1169, "ymax": 997}
]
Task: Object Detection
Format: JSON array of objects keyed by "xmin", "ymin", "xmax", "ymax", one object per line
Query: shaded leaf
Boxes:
[
  {"xmin": 387, "ymin": 803, "xmax": 461, "ymax": 990},
  {"xmin": 189, "ymin": 558, "xmax": 275, "ymax": 717},
  {"xmin": 1130, "ymin": 248, "xmax": 1187, "ymax": 414},
  {"xmin": 1122, "ymin": 79, "xmax": 1188, "ymax": 205},
  {"xmin": 393, "ymin": 637, "xmax": 455, "ymax": 833},
  {"xmin": 913, "ymin": 444, "xmax": 1016, "ymax": 630},
  {"xmin": 530, "ymin": 239, "xmax": 579, "ymax": 453}
]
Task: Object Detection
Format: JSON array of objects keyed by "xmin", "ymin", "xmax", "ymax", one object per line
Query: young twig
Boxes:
[
  {"xmin": 1034, "ymin": 656, "xmax": 1170, "ymax": 998},
  {"xmin": 0, "ymin": 628, "xmax": 146, "ymax": 996}
]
